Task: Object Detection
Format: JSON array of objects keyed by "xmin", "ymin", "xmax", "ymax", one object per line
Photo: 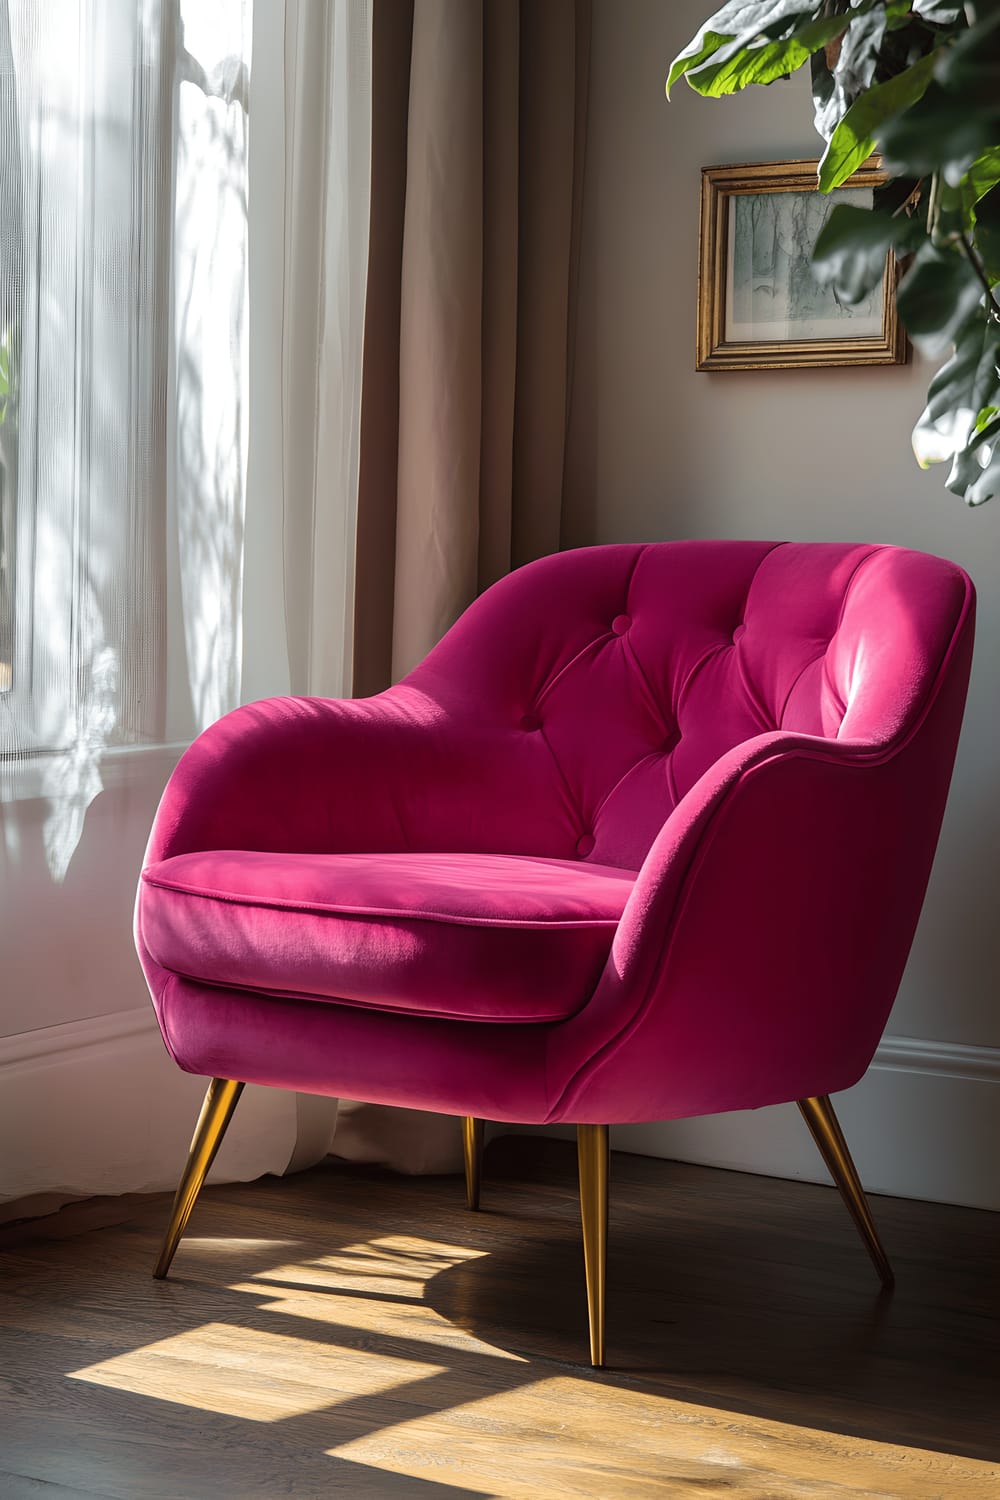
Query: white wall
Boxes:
[
  {"xmin": 561, "ymin": 0, "xmax": 1000, "ymax": 1207},
  {"xmin": 0, "ymin": 750, "xmax": 297, "ymax": 1211}
]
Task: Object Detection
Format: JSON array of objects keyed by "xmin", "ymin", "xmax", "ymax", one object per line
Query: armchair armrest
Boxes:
[
  {"xmin": 549, "ymin": 705, "xmax": 964, "ymax": 1123},
  {"xmin": 143, "ymin": 684, "xmax": 570, "ymax": 865},
  {"xmin": 145, "ymin": 690, "xmax": 451, "ymax": 864},
  {"xmin": 616, "ymin": 730, "xmax": 883, "ymax": 974}
]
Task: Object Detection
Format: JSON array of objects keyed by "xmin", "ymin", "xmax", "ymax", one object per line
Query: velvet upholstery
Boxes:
[
  {"xmin": 136, "ymin": 541, "xmax": 975, "ymax": 1126},
  {"xmin": 141, "ymin": 850, "xmax": 635, "ymax": 1022}
]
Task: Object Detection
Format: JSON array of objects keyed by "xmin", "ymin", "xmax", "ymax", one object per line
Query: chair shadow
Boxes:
[
  {"xmin": 162, "ymin": 1142, "xmax": 1000, "ymax": 1466},
  {"xmin": 422, "ymin": 1137, "xmax": 1000, "ymax": 1465}
]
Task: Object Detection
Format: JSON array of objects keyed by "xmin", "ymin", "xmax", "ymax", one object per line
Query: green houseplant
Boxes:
[{"xmin": 668, "ymin": 0, "xmax": 1000, "ymax": 504}]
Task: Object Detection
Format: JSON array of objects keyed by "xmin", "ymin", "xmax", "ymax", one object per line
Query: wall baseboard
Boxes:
[
  {"xmin": 0, "ymin": 1008, "xmax": 297, "ymax": 1205},
  {"xmin": 504, "ymin": 1036, "xmax": 1000, "ymax": 1212},
  {"xmin": 872, "ymin": 1033, "xmax": 1000, "ymax": 1085}
]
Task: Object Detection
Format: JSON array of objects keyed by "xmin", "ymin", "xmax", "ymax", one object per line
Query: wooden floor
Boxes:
[{"xmin": 0, "ymin": 1135, "xmax": 998, "ymax": 1499}]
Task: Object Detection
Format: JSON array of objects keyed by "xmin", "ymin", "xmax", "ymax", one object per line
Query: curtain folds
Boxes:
[
  {"xmin": 353, "ymin": 0, "xmax": 592, "ymax": 694},
  {"xmin": 244, "ymin": 0, "xmax": 374, "ymax": 1173},
  {"xmin": 245, "ymin": 0, "xmax": 372, "ymax": 708},
  {"xmin": 280, "ymin": 0, "xmax": 371, "ymax": 700},
  {"xmin": 340, "ymin": 0, "xmax": 591, "ymax": 1173}
]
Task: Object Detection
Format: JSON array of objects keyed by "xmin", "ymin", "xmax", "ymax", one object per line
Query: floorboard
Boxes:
[{"xmin": 0, "ymin": 1136, "xmax": 997, "ymax": 1499}]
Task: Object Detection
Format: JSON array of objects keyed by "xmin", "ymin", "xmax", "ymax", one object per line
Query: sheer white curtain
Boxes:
[
  {"xmin": 244, "ymin": 0, "xmax": 370, "ymax": 707},
  {"xmin": 0, "ymin": 0, "xmax": 372, "ymax": 1202},
  {"xmin": 244, "ymin": 0, "xmax": 374, "ymax": 1170},
  {"xmin": 0, "ymin": 0, "xmax": 171, "ymax": 869}
]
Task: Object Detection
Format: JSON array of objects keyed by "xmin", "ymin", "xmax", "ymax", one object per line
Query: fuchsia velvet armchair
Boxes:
[{"xmin": 136, "ymin": 540, "xmax": 974, "ymax": 1366}]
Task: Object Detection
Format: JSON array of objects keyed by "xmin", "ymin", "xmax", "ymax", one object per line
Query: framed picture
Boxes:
[{"xmin": 696, "ymin": 159, "xmax": 906, "ymax": 371}]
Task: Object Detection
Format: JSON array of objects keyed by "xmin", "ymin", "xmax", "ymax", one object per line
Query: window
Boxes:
[
  {"xmin": 0, "ymin": 0, "xmax": 255, "ymax": 776},
  {"xmin": 0, "ymin": 0, "xmax": 175, "ymax": 761}
]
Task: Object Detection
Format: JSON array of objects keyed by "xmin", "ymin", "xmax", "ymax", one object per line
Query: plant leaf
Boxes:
[
  {"xmin": 666, "ymin": 1, "xmax": 815, "ymax": 95},
  {"xmin": 818, "ymin": 52, "xmax": 938, "ymax": 191},
  {"xmin": 927, "ymin": 150, "xmax": 1000, "ymax": 242},
  {"xmin": 912, "ymin": 310, "xmax": 1000, "ymax": 467},
  {"xmin": 912, "ymin": 1, "xmax": 963, "ymax": 20},
  {"xmin": 667, "ymin": 30, "xmax": 736, "ymax": 97},
  {"xmin": 873, "ymin": 174, "xmax": 923, "ymax": 217},
  {"xmin": 968, "ymin": 147, "xmax": 1000, "ymax": 205},
  {"xmin": 686, "ymin": 13, "xmax": 848, "ymax": 96},
  {"xmin": 810, "ymin": 3, "xmax": 911, "ymax": 141},
  {"xmin": 897, "ymin": 240, "xmax": 987, "ymax": 355},
  {"xmin": 947, "ymin": 411, "xmax": 1000, "ymax": 501},
  {"xmin": 965, "ymin": 419, "xmax": 1000, "ymax": 504},
  {"xmin": 877, "ymin": 83, "xmax": 1000, "ymax": 185},
  {"xmin": 968, "ymin": 459, "xmax": 1000, "ymax": 505},
  {"xmin": 810, "ymin": 48, "xmax": 840, "ymax": 143},
  {"xmin": 811, "ymin": 204, "xmax": 908, "ymax": 304},
  {"xmin": 973, "ymin": 181, "xmax": 1000, "ymax": 286},
  {"xmin": 934, "ymin": 4, "xmax": 1000, "ymax": 103},
  {"xmin": 686, "ymin": 0, "xmax": 911, "ymax": 100},
  {"xmin": 835, "ymin": 9, "xmax": 889, "ymax": 98}
]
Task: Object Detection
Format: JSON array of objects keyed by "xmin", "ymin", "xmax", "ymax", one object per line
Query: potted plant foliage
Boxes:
[{"xmin": 668, "ymin": 0, "xmax": 1000, "ymax": 504}]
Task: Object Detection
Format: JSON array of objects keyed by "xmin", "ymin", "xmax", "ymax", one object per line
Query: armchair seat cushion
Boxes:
[{"xmin": 140, "ymin": 850, "xmax": 637, "ymax": 1024}]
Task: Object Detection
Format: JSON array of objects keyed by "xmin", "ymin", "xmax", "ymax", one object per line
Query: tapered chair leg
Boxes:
[
  {"xmin": 798, "ymin": 1094, "xmax": 894, "ymax": 1288},
  {"xmin": 577, "ymin": 1123, "xmax": 610, "ymax": 1368},
  {"xmin": 153, "ymin": 1077, "xmax": 245, "ymax": 1280},
  {"xmin": 462, "ymin": 1116, "xmax": 485, "ymax": 1210}
]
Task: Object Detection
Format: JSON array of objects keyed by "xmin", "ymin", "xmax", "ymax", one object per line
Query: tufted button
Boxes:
[
  {"xmin": 611, "ymin": 613, "xmax": 631, "ymax": 636},
  {"xmin": 519, "ymin": 713, "xmax": 542, "ymax": 732},
  {"xmin": 732, "ymin": 623, "xmax": 747, "ymax": 644},
  {"xmin": 662, "ymin": 727, "xmax": 680, "ymax": 754},
  {"xmin": 576, "ymin": 833, "xmax": 595, "ymax": 858}
]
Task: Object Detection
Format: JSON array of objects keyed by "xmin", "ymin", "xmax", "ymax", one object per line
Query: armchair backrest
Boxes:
[{"xmin": 407, "ymin": 541, "xmax": 974, "ymax": 872}]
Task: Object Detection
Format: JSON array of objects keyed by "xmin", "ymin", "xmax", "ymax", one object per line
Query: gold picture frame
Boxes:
[{"xmin": 697, "ymin": 159, "xmax": 907, "ymax": 371}]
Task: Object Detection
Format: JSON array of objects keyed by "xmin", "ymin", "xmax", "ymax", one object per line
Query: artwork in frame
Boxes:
[{"xmin": 696, "ymin": 159, "xmax": 907, "ymax": 372}]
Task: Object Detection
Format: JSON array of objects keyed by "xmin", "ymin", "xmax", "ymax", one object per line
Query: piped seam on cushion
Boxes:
[
  {"xmin": 152, "ymin": 965, "xmax": 581, "ymax": 1024},
  {"xmin": 140, "ymin": 872, "xmax": 630, "ymax": 931}
]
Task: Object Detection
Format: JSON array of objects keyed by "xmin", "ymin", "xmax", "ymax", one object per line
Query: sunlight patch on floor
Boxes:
[
  {"xmin": 326, "ymin": 1375, "xmax": 1000, "ymax": 1499},
  {"xmin": 235, "ymin": 1233, "xmax": 490, "ymax": 1301},
  {"xmin": 227, "ymin": 1279, "xmax": 531, "ymax": 1362},
  {"xmin": 182, "ymin": 1236, "xmax": 299, "ymax": 1255},
  {"xmin": 224, "ymin": 1232, "xmax": 529, "ymax": 1360},
  {"xmin": 68, "ymin": 1322, "xmax": 445, "ymax": 1422}
]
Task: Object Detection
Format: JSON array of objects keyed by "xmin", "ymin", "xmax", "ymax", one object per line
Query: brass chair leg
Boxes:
[
  {"xmin": 798, "ymin": 1094, "xmax": 894, "ymax": 1288},
  {"xmin": 153, "ymin": 1077, "xmax": 245, "ymax": 1280},
  {"xmin": 577, "ymin": 1123, "xmax": 610, "ymax": 1368},
  {"xmin": 462, "ymin": 1116, "xmax": 485, "ymax": 1210}
]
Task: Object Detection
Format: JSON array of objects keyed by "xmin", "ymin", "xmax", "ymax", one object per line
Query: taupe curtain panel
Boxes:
[{"xmin": 353, "ymin": 0, "xmax": 591, "ymax": 693}]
